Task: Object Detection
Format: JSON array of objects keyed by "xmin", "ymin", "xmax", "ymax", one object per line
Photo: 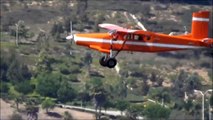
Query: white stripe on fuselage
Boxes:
[
  {"xmin": 192, "ymin": 17, "xmax": 209, "ymax": 22},
  {"xmin": 74, "ymin": 36, "xmax": 203, "ymax": 49}
]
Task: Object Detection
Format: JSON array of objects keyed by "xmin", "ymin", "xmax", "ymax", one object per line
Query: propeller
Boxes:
[
  {"xmin": 65, "ymin": 21, "xmax": 75, "ymax": 55},
  {"xmin": 66, "ymin": 21, "xmax": 74, "ymax": 44},
  {"xmin": 129, "ymin": 13, "xmax": 147, "ymax": 31}
]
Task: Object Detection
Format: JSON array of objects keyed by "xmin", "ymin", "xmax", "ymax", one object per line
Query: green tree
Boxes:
[
  {"xmin": 78, "ymin": 91, "xmax": 91, "ymax": 107},
  {"xmin": 36, "ymin": 73, "xmax": 61, "ymax": 98},
  {"xmin": 83, "ymin": 52, "xmax": 92, "ymax": 71},
  {"xmin": 115, "ymin": 100, "xmax": 130, "ymax": 115},
  {"xmin": 0, "ymin": 51, "xmax": 10, "ymax": 82},
  {"xmin": 6, "ymin": 59, "xmax": 31, "ymax": 84},
  {"xmin": 9, "ymin": 21, "xmax": 32, "ymax": 39},
  {"xmin": 173, "ymin": 70, "xmax": 189, "ymax": 97},
  {"xmin": 93, "ymin": 88, "xmax": 107, "ymax": 119},
  {"xmin": 50, "ymin": 22, "xmax": 64, "ymax": 37},
  {"xmin": 41, "ymin": 97, "xmax": 55, "ymax": 113},
  {"xmin": 26, "ymin": 105, "xmax": 39, "ymax": 120},
  {"xmin": 127, "ymin": 104, "xmax": 144, "ymax": 119},
  {"xmin": 183, "ymin": 99, "xmax": 193, "ymax": 112},
  {"xmin": 103, "ymin": 100, "xmax": 114, "ymax": 112},
  {"xmin": 2, "ymin": 49, "xmax": 32, "ymax": 83},
  {"xmin": 86, "ymin": 77, "xmax": 103, "ymax": 90},
  {"xmin": 0, "ymin": 82, "xmax": 9, "ymax": 93},
  {"xmin": 63, "ymin": 111, "xmax": 73, "ymax": 120},
  {"xmin": 36, "ymin": 50, "xmax": 53, "ymax": 73},
  {"xmin": 11, "ymin": 93, "xmax": 24, "ymax": 110},
  {"xmin": 148, "ymin": 87, "xmax": 171, "ymax": 103},
  {"xmin": 57, "ymin": 81, "xmax": 76, "ymax": 103},
  {"xmin": 185, "ymin": 73, "xmax": 202, "ymax": 93},
  {"xmin": 144, "ymin": 103, "xmax": 171, "ymax": 119},
  {"xmin": 14, "ymin": 80, "xmax": 34, "ymax": 94},
  {"xmin": 25, "ymin": 96, "xmax": 40, "ymax": 120}
]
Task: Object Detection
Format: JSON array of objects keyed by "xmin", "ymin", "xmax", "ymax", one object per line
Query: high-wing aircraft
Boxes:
[{"xmin": 66, "ymin": 11, "xmax": 213, "ymax": 68}]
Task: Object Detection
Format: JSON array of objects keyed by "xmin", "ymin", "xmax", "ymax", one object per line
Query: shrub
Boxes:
[{"xmin": 10, "ymin": 112, "xmax": 23, "ymax": 120}]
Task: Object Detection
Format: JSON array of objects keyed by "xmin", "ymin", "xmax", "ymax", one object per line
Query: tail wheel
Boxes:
[
  {"xmin": 99, "ymin": 56, "xmax": 107, "ymax": 67},
  {"xmin": 107, "ymin": 58, "xmax": 117, "ymax": 68}
]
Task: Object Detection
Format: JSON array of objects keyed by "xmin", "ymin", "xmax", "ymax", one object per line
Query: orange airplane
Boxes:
[{"xmin": 66, "ymin": 11, "xmax": 213, "ymax": 68}]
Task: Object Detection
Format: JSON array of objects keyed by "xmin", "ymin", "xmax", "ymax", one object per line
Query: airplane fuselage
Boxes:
[{"xmin": 73, "ymin": 31, "xmax": 211, "ymax": 54}]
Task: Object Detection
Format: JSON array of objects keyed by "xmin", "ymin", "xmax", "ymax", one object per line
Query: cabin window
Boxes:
[
  {"xmin": 134, "ymin": 35, "xmax": 141, "ymax": 41},
  {"xmin": 124, "ymin": 34, "xmax": 132, "ymax": 40},
  {"xmin": 124, "ymin": 34, "xmax": 143, "ymax": 41}
]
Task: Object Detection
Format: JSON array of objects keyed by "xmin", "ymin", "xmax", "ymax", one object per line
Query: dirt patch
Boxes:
[
  {"xmin": 0, "ymin": 99, "xmax": 95, "ymax": 120},
  {"xmin": 0, "ymin": 99, "xmax": 16, "ymax": 119}
]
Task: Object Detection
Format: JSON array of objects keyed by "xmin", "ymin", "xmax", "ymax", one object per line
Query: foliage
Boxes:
[
  {"xmin": 10, "ymin": 112, "xmax": 23, "ymax": 120},
  {"xmin": 183, "ymin": 100, "xmax": 193, "ymax": 112},
  {"xmin": 25, "ymin": 104, "xmax": 39, "ymax": 120},
  {"xmin": 11, "ymin": 93, "xmax": 24, "ymax": 110},
  {"xmin": 93, "ymin": 88, "xmax": 107, "ymax": 109},
  {"xmin": 83, "ymin": 52, "xmax": 93, "ymax": 67},
  {"xmin": 86, "ymin": 77, "xmax": 103, "ymax": 90},
  {"xmin": 60, "ymin": 64, "xmax": 71, "ymax": 75},
  {"xmin": 63, "ymin": 111, "xmax": 73, "ymax": 120},
  {"xmin": 41, "ymin": 97, "xmax": 55, "ymax": 113},
  {"xmin": 57, "ymin": 80, "xmax": 77, "ymax": 103},
  {"xmin": 0, "ymin": 82, "xmax": 9, "ymax": 93},
  {"xmin": 0, "ymin": 49, "xmax": 32, "ymax": 83},
  {"xmin": 127, "ymin": 104, "xmax": 144, "ymax": 119},
  {"xmin": 115, "ymin": 100, "xmax": 130, "ymax": 114},
  {"xmin": 148, "ymin": 87, "xmax": 171, "ymax": 103},
  {"xmin": 78, "ymin": 91, "xmax": 91, "ymax": 107},
  {"xmin": 25, "ymin": 96, "xmax": 40, "ymax": 120},
  {"xmin": 36, "ymin": 72, "xmax": 61, "ymax": 98},
  {"xmin": 36, "ymin": 50, "xmax": 53, "ymax": 72},
  {"xmin": 9, "ymin": 21, "xmax": 33, "ymax": 39},
  {"xmin": 144, "ymin": 103, "xmax": 171, "ymax": 119},
  {"xmin": 102, "ymin": 100, "xmax": 114, "ymax": 112},
  {"xmin": 50, "ymin": 22, "xmax": 64, "ymax": 36},
  {"xmin": 14, "ymin": 80, "xmax": 34, "ymax": 94},
  {"xmin": 173, "ymin": 70, "xmax": 201, "ymax": 97}
]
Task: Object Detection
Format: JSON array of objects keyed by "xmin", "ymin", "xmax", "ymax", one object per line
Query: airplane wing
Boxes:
[{"xmin": 98, "ymin": 23, "xmax": 138, "ymax": 33}]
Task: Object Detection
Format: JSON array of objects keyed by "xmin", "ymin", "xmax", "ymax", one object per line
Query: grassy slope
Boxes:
[{"xmin": 1, "ymin": 0, "xmax": 212, "ymax": 100}]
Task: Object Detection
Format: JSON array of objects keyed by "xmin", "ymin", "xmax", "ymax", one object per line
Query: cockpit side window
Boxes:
[
  {"xmin": 123, "ymin": 34, "xmax": 132, "ymax": 40},
  {"xmin": 134, "ymin": 34, "xmax": 141, "ymax": 41},
  {"xmin": 123, "ymin": 34, "xmax": 148, "ymax": 41}
]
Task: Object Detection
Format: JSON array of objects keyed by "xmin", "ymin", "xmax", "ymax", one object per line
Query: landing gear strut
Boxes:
[
  {"xmin": 99, "ymin": 56, "xmax": 117, "ymax": 68},
  {"xmin": 99, "ymin": 33, "xmax": 120, "ymax": 68}
]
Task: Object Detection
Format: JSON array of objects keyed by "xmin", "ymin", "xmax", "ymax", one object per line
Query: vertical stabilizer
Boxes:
[{"xmin": 191, "ymin": 11, "xmax": 210, "ymax": 39}]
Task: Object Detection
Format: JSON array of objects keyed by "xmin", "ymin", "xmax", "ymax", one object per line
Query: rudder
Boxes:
[{"xmin": 191, "ymin": 11, "xmax": 210, "ymax": 39}]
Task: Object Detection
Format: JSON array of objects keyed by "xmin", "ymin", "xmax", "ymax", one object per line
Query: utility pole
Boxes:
[
  {"xmin": 194, "ymin": 89, "xmax": 213, "ymax": 120},
  {"xmin": 15, "ymin": 20, "xmax": 24, "ymax": 47},
  {"xmin": 209, "ymin": 103, "xmax": 211, "ymax": 120},
  {"xmin": 15, "ymin": 23, "xmax": 19, "ymax": 47}
]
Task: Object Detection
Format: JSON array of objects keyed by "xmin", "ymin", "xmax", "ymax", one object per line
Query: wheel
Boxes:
[
  {"xmin": 99, "ymin": 56, "xmax": 107, "ymax": 67},
  {"xmin": 106, "ymin": 58, "xmax": 117, "ymax": 68}
]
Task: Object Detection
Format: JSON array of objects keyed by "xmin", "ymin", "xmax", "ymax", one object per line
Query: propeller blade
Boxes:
[
  {"xmin": 66, "ymin": 21, "xmax": 74, "ymax": 45},
  {"xmin": 129, "ymin": 13, "xmax": 147, "ymax": 31}
]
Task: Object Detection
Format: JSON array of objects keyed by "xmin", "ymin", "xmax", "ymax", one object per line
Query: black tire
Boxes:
[
  {"xmin": 99, "ymin": 56, "xmax": 107, "ymax": 67},
  {"xmin": 107, "ymin": 58, "xmax": 117, "ymax": 68}
]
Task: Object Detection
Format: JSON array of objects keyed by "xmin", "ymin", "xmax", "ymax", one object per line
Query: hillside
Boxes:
[{"xmin": 1, "ymin": 0, "xmax": 213, "ymax": 120}]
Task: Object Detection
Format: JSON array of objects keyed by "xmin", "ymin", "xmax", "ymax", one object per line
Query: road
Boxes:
[{"xmin": 57, "ymin": 104, "xmax": 144, "ymax": 119}]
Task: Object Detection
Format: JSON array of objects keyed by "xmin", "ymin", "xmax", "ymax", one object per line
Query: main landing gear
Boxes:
[
  {"xmin": 99, "ymin": 33, "xmax": 121, "ymax": 68},
  {"xmin": 99, "ymin": 56, "xmax": 117, "ymax": 68}
]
